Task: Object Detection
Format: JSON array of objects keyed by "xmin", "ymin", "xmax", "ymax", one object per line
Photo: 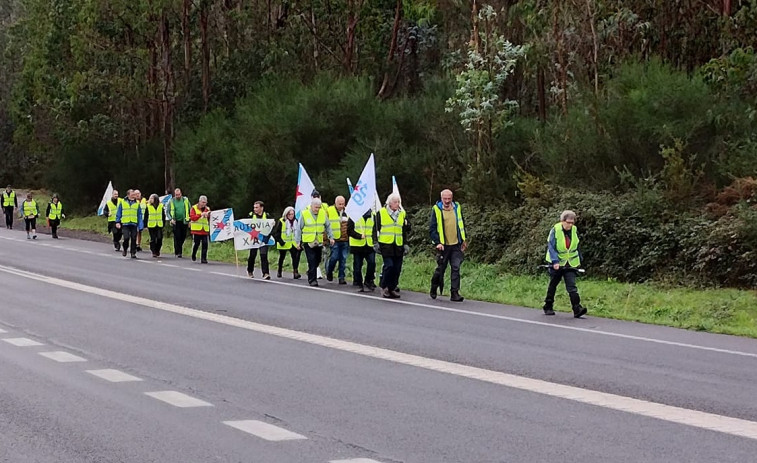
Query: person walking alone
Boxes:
[
  {"xmin": 543, "ymin": 210, "xmax": 587, "ymax": 318},
  {"xmin": 374, "ymin": 194, "xmax": 410, "ymax": 299},
  {"xmin": 273, "ymin": 206, "xmax": 301, "ymax": 279},
  {"xmin": 2, "ymin": 185, "xmax": 17, "ymax": 229},
  {"xmin": 20, "ymin": 192, "xmax": 38, "ymax": 240},
  {"xmin": 429, "ymin": 189, "xmax": 467, "ymax": 302},
  {"xmin": 144, "ymin": 194, "xmax": 165, "ymax": 258},
  {"xmin": 189, "ymin": 195, "xmax": 211, "ymax": 264},
  {"xmin": 169, "ymin": 188, "xmax": 190, "ymax": 258},
  {"xmin": 115, "ymin": 189, "xmax": 143, "ymax": 258},
  {"xmin": 246, "ymin": 201, "xmax": 271, "ymax": 279},
  {"xmin": 46, "ymin": 194, "xmax": 65, "ymax": 239},
  {"xmin": 295, "ymin": 198, "xmax": 334, "ymax": 287},
  {"xmin": 105, "ymin": 189, "xmax": 123, "ymax": 251}
]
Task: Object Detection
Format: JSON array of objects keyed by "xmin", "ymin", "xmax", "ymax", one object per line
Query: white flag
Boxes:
[
  {"xmin": 295, "ymin": 163, "xmax": 316, "ymax": 217},
  {"xmin": 392, "ymin": 175, "xmax": 404, "ymax": 210},
  {"xmin": 97, "ymin": 181, "xmax": 113, "ymax": 216},
  {"xmin": 233, "ymin": 218, "xmax": 276, "ymax": 250},
  {"xmin": 345, "ymin": 154, "xmax": 377, "ymax": 222},
  {"xmin": 210, "ymin": 208, "xmax": 235, "ymax": 242}
]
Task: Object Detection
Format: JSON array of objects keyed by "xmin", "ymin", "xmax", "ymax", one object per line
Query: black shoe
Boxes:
[
  {"xmin": 543, "ymin": 307, "xmax": 556, "ymax": 316},
  {"xmin": 177, "ymin": 254, "xmax": 182, "ymax": 258},
  {"xmin": 122, "ymin": 249, "xmax": 128, "ymax": 257},
  {"xmin": 382, "ymin": 288, "xmax": 392, "ymax": 298},
  {"xmin": 191, "ymin": 255, "xmax": 196, "ymax": 262},
  {"xmin": 573, "ymin": 306, "xmax": 587, "ymax": 318},
  {"xmin": 326, "ymin": 272, "xmax": 334, "ymax": 282},
  {"xmin": 430, "ymin": 283, "xmax": 438, "ymax": 299},
  {"xmin": 52, "ymin": 235, "xmax": 58, "ymax": 239},
  {"xmin": 338, "ymin": 279, "xmax": 347, "ymax": 285},
  {"xmin": 394, "ymin": 287, "xmax": 400, "ymax": 293},
  {"xmin": 389, "ymin": 290, "xmax": 401, "ymax": 299},
  {"xmin": 366, "ymin": 283, "xmax": 376, "ymax": 291},
  {"xmin": 136, "ymin": 246, "xmax": 143, "ymax": 252},
  {"xmin": 201, "ymin": 259, "xmax": 208, "ymax": 264},
  {"xmin": 131, "ymin": 254, "xmax": 137, "ymax": 259},
  {"xmin": 277, "ymin": 271, "xmax": 282, "ymax": 278},
  {"xmin": 450, "ymin": 291, "xmax": 464, "ymax": 302},
  {"xmin": 309, "ymin": 281, "xmax": 319, "ymax": 287},
  {"xmin": 358, "ymin": 285, "xmax": 366, "ymax": 292},
  {"xmin": 293, "ymin": 272, "xmax": 301, "ymax": 279},
  {"xmin": 263, "ymin": 273, "xmax": 270, "ymax": 280}
]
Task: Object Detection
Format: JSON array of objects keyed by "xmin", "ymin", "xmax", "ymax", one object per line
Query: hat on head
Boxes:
[{"xmin": 311, "ymin": 189, "xmax": 320, "ymax": 198}]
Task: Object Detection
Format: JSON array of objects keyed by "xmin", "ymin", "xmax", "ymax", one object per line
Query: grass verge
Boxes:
[{"xmin": 61, "ymin": 216, "xmax": 757, "ymax": 339}]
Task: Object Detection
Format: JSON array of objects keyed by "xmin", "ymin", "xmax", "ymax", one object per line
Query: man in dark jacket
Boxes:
[{"xmin": 429, "ymin": 189, "xmax": 467, "ymax": 302}]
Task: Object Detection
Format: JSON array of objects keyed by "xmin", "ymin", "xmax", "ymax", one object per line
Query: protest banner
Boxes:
[
  {"xmin": 210, "ymin": 208, "xmax": 235, "ymax": 242},
  {"xmin": 233, "ymin": 217, "xmax": 276, "ymax": 251}
]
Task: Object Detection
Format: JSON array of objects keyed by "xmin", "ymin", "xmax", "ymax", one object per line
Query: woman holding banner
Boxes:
[{"xmin": 273, "ymin": 206, "xmax": 301, "ymax": 279}]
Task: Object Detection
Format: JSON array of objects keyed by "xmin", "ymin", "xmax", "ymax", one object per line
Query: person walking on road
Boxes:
[
  {"xmin": 429, "ymin": 189, "xmax": 467, "ymax": 302},
  {"xmin": 2, "ymin": 185, "xmax": 17, "ymax": 229},
  {"xmin": 169, "ymin": 188, "xmax": 191, "ymax": 258},
  {"xmin": 134, "ymin": 189, "xmax": 146, "ymax": 252},
  {"xmin": 46, "ymin": 194, "xmax": 65, "ymax": 239},
  {"xmin": 247, "ymin": 201, "xmax": 271, "ymax": 279},
  {"xmin": 273, "ymin": 206, "xmax": 301, "ymax": 279},
  {"xmin": 20, "ymin": 192, "xmax": 38, "ymax": 240},
  {"xmin": 326, "ymin": 196, "xmax": 350, "ymax": 284},
  {"xmin": 105, "ymin": 189, "xmax": 123, "ymax": 251},
  {"xmin": 374, "ymin": 194, "xmax": 410, "ymax": 299},
  {"xmin": 348, "ymin": 209, "xmax": 376, "ymax": 292},
  {"xmin": 543, "ymin": 210, "xmax": 587, "ymax": 318},
  {"xmin": 115, "ymin": 189, "xmax": 143, "ymax": 258},
  {"xmin": 189, "ymin": 195, "xmax": 211, "ymax": 264},
  {"xmin": 295, "ymin": 198, "xmax": 334, "ymax": 287},
  {"xmin": 144, "ymin": 194, "xmax": 165, "ymax": 258}
]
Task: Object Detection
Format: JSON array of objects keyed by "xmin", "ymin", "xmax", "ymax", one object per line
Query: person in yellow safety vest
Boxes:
[
  {"xmin": 295, "ymin": 197, "xmax": 334, "ymax": 287},
  {"xmin": 144, "ymin": 194, "xmax": 165, "ymax": 258},
  {"xmin": 20, "ymin": 192, "xmax": 38, "ymax": 240},
  {"xmin": 347, "ymin": 209, "xmax": 376, "ymax": 292},
  {"xmin": 105, "ymin": 189, "xmax": 123, "ymax": 251},
  {"xmin": 373, "ymin": 193, "xmax": 410, "ymax": 299},
  {"xmin": 246, "ymin": 201, "xmax": 271, "ymax": 279},
  {"xmin": 273, "ymin": 206, "xmax": 301, "ymax": 279},
  {"xmin": 543, "ymin": 210, "xmax": 587, "ymax": 318},
  {"xmin": 429, "ymin": 189, "xmax": 467, "ymax": 302},
  {"xmin": 115, "ymin": 189, "xmax": 144, "ymax": 258},
  {"xmin": 326, "ymin": 195, "xmax": 350, "ymax": 284},
  {"xmin": 168, "ymin": 188, "xmax": 191, "ymax": 258},
  {"xmin": 189, "ymin": 195, "xmax": 211, "ymax": 263},
  {"xmin": 2, "ymin": 185, "xmax": 17, "ymax": 229},
  {"xmin": 310, "ymin": 189, "xmax": 327, "ymax": 280},
  {"xmin": 45, "ymin": 194, "xmax": 65, "ymax": 239},
  {"xmin": 134, "ymin": 189, "xmax": 146, "ymax": 252}
]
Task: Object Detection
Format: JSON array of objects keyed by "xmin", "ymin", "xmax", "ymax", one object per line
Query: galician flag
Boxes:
[
  {"xmin": 97, "ymin": 181, "xmax": 114, "ymax": 216},
  {"xmin": 295, "ymin": 163, "xmax": 316, "ymax": 217},
  {"xmin": 210, "ymin": 208, "xmax": 235, "ymax": 242},
  {"xmin": 345, "ymin": 154, "xmax": 377, "ymax": 222}
]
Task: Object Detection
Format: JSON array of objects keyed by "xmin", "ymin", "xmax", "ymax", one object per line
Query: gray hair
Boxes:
[
  {"xmin": 560, "ymin": 210, "xmax": 577, "ymax": 221},
  {"xmin": 198, "ymin": 195, "xmax": 208, "ymax": 203},
  {"xmin": 386, "ymin": 193, "xmax": 401, "ymax": 205},
  {"xmin": 311, "ymin": 198, "xmax": 322, "ymax": 207}
]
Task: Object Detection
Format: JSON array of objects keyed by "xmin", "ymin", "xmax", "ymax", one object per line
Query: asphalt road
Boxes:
[{"xmin": 1, "ymin": 227, "xmax": 757, "ymax": 462}]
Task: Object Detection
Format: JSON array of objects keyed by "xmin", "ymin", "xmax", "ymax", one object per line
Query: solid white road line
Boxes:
[
  {"xmin": 86, "ymin": 369, "xmax": 143, "ymax": 383},
  {"xmin": 3, "ymin": 235, "xmax": 756, "ymax": 360},
  {"xmin": 223, "ymin": 420, "xmax": 307, "ymax": 441},
  {"xmin": 2, "ymin": 337, "xmax": 43, "ymax": 347},
  {"xmin": 1, "ymin": 265, "xmax": 757, "ymax": 440},
  {"xmin": 0, "ymin": 328, "xmax": 6, "ymax": 334},
  {"xmin": 144, "ymin": 391, "xmax": 213, "ymax": 408},
  {"xmin": 38, "ymin": 351, "xmax": 87, "ymax": 363},
  {"xmin": 330, "ymin": 459, "xmax": 382, "ymax": 463}
]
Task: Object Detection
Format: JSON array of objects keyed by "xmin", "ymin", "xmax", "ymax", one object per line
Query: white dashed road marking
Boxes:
[
  {"xmin": 0, "ymin": 328, "xmax": 6, "ymax": 333},
  {"xmin": 86, "ymin": 369, "xmax": 143, "ymax": 383},
  {"xmin": 2, "ymin": 265, "xmax": 757, "ymax": 441},
  {"xmin": 39, "ymin": 351, "xmax": 87, "ymax": 363},
  {"xmin": 223, "ymin": 420, "xmax": 307, "ymax": 441},
  {"xmin": 3, "ymin": 337, "xmax": 43, "ymax": 347},
  {"xmin": 145, "ymin": 391, "xmax": 213, "ymax": 408}
]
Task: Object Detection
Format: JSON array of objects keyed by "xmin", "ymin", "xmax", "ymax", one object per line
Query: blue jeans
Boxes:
[{"xmin": 327, "ymin": 241, "xmax": 350, "ymax": 280}]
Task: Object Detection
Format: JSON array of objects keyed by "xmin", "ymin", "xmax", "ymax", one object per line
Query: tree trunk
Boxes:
[
  {"xmin": 160, "ymin": 12, "xmax": 176, "ymax": 192},
  {"xmin": 552, "ymin": 2, "xmax": 568, "ymax": 115},
  {"xmin": 471, "ymin": 0, "xmax": 480, "ymax": 53},
  {"xmin": 377, "ymin": 0, "xmax": 402, "ymax": 99},
  {"xmin": 343, "ymin": 1, "xmax": 360, "ymax": 74},
  {"xmin": 182, "ymin": 0, "xmax": 191, "ymax": 90},
  {"xmin": 200, "ymin": 1, "xmax": 210, "ymax": 112},
  {"xmin": 585, "ymin": 0, "xmax": 599, "ymax": 96},
  {"xmin": 537, "ymin": 65, "xmax": 547, "ymax": 122}
]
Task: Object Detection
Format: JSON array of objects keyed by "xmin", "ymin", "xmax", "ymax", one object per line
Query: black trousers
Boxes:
[
  {"xmin": 304, "ymin": 245, "xmax": 323, "ymax": 283},
  {"xmin": 247, "ymin": 246, "xmax": 270, "ymax": 275},
  {"xmin": 192, "ymin": 234, "xmax": 208, "ymax": 261},
  {"xmin": 108, "ymin": 222, "xmax": 122, "ymax": 249},
  {"xmin": 352, "ymin": 249, "xmax": 376, "ymax": 287},
  {"xmin": 277, "ymin": 248, "xmax": 301, "ymax": 273},
  {"xmin": 3, "ymin": 206, "xmax": 13, "ymax": 228},
  {"xmin": 49, "ymin": 218, "xmax": 60, "ymax": 237},
  {"xmin": 544, "ymin": 267, "xmax": 581, "ymax": 310},
  {"xmin": 148, "ymin": 226, "xmax": 163, "ymax": 256},
  {"xmin": 431, "ymin": 244, "xmax": 464, "ymax": 292},
  {"xmin": 122, "ymin": 225, "xmax": 138, "ymax": 255},
  {"xmin": 24, "ymin": 217, "xmax": 36, "ymax": 232},
  {"xmin": 173, "ymin": 223, "xmax": 188, "ymax": 256},
  {"xmin": 380, "ymin": 255, "xmax": 404, "ymax": 290}
]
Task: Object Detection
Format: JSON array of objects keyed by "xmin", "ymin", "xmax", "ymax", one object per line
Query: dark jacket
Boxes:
[
  {"xmin": 372, "ymin": 208, "xmax": 410, "ymax": 257},
  {"xmin": 348, "ymin": 211, "xmax": 374, "ymax": 254},
  {"xmin": 429, "ymin": 201, "xmax": 465, "ymax": 245}
]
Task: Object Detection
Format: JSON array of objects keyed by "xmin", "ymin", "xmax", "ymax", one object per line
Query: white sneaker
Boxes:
[{"xmin": 316, "ymin": 267, "xmax": 323, "ymax": 279}]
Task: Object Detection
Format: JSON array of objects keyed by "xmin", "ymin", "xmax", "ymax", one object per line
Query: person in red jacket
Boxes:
[{"xmin": 189, "ymin": 195, "xmax": 211, "ymax": 263}]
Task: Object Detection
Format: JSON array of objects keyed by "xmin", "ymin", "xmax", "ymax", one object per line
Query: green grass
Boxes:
[{"xmin": 63, "ymin": 216, "xmax": 757, "ymax": 339}]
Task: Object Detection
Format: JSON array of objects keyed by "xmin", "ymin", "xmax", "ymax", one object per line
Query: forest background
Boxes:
[{"xmin": 2, "ymin": 0, "xmax": 757, "ymax": 288}]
